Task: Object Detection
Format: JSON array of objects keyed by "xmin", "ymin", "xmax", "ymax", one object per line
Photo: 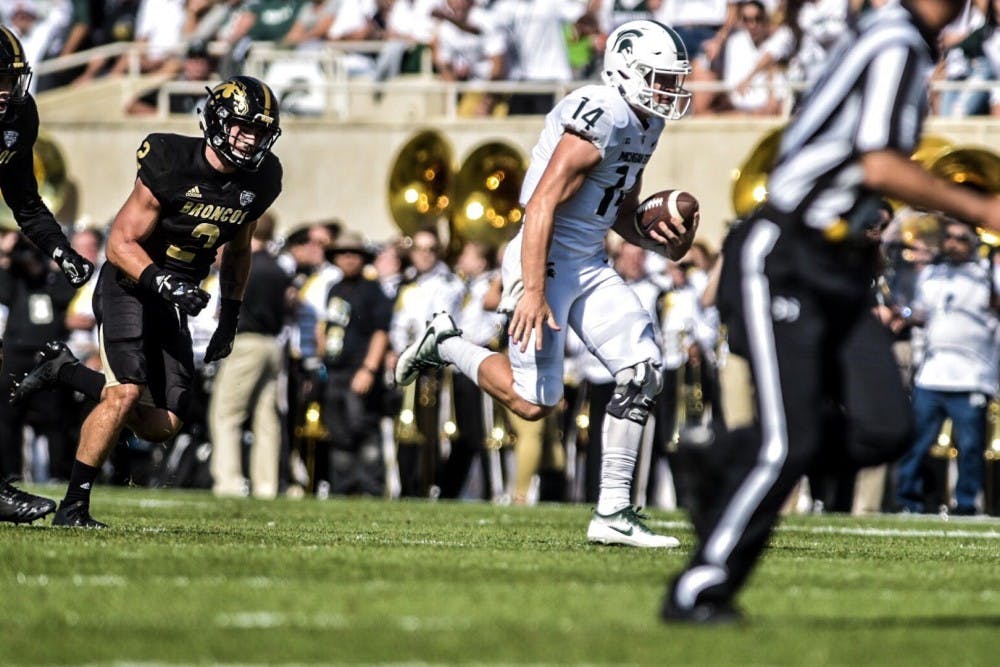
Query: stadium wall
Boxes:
[{"xmin": 45, "ymin": 118, "xmax": 1000, "ymax": 248}]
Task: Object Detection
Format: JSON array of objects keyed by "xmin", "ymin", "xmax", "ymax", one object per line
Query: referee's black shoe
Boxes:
[
  {"xmin": 660, "ymin": 596, "xmax": 744, "ymax": 625},
  {"xmin": 10, "ymin": 341, "xmax": 76, "ymax": 405},
  {"xmin": 52, "ymin": 501, "xmax": 107, "ymax": 529},
  {"xmin": 0, "ymin": 477, "xmax": 57, "ymax": 524}
]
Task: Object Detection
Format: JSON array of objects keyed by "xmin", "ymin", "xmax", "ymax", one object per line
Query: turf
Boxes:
[{"xmin": 1, "ymin": 486, "xmax": 998, "ymax": 666}]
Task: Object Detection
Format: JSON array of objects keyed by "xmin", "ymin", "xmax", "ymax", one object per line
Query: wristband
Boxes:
[
  {"xmin": 218, "ymin": 297, "xmax": 242, "ymax": 329},
  {"xmin": 138, "ymin": 264, "xmax": 164, "ymax": 293}
]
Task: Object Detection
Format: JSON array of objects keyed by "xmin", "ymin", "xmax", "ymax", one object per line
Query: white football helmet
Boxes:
[{"xmin": 602, "ymin": 20, "xmax": 692, "ymax": 121}]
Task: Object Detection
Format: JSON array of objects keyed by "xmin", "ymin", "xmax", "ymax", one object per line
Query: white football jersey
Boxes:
[{"xmin": 520, "ymin": 84, "xmax": 664, "ymax": 262}]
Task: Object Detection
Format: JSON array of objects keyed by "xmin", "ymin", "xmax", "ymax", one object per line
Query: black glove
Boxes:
[
  {"xmin": 52, "ymin": 246, "xmax": 94, "ymax": 287},
  {"xmin": 204, "ymin": 297, "xmax": 241, "ymax": 363},
  {"xmin": 139, "ymin": 264, "xmax": 210, "ymax": 316}
]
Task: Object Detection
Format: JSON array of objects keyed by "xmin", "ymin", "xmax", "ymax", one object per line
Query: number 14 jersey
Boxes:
[{"xmin": 519, "ymin": 85, "xmax": 664, "ymax": 261}]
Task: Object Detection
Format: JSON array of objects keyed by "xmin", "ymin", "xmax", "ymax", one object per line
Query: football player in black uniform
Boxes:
[
  {"xmin": 0, "ymin": 26, "xmax": 92, "ymax": 524},
  {"xmin": 11, "ymin": 76, "xmax": 283, "ymax": 527}
]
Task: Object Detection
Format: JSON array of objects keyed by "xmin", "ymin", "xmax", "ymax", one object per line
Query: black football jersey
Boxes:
[
  {"xmin": 0, "ymin": 95, "xmax": 67, "ymax": 256},
  {"xmin": 136, "ymin": 133, "xmax": 283, "ymax": 283}
]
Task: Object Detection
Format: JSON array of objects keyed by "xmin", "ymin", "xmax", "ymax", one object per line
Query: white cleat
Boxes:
[
  {"xmin": 587, "ymin": 506, "xmax": 680, "ymax": 548},
  {"xmin": 394, "ymin": 311, "xmax": 461, "ymax": 386}
]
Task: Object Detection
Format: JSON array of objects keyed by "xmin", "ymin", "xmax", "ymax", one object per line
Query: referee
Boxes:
[{"xmin": 663, "ymin": 0, "xmax": 1000, "ymax": 624}]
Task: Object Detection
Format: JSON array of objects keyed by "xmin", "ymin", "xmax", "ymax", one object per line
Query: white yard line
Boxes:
[{"xmin": 650, "ymin": 519, "xmax": 1000, "ymax": 539}]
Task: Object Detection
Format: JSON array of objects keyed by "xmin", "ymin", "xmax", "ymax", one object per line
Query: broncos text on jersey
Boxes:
[{"xmin": 135, "ymin": 133, "xmax": 282, "ymax": 283}]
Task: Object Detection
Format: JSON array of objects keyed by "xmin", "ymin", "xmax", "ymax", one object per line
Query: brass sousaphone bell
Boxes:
[
  {"xmin": 387, "ymin": 130, "xmax": 453, "ymax": 237},
  {"xmin": 387, "ymin": 131, "xmax": 527, "ymax": 247},
  {"xmin": 730, "ymin": 126, "xmax": 783, "ymax": 219},
  {"xmin": 0, "ymin": 131, "xmax": 70, "ymax": 231},
  {"xmin": 927, "ymin": 145, "xmax": 1000, "ymax": 248},
  {"xmin": 450, "ymin": 142, "xmax": 526, "ymax": 248}
]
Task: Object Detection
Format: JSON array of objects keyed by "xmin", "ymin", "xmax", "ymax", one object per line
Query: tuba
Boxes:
[
  {"xmin": 450, "ymin": 142, "xmax": 526, "ymax": 249},
  {"xmin": 387, "ymin": 130, "xmax": 453, "ymax": 237},
  {"xmin": 394, "ymin": 379, "xmax": 425, "ymax": 445},
  {"xmin": 387, "ymin": 131, "xmax": 527, "ymax": 251},
  {"xmin": 295, "ymin": 400, "xmax": 329, "ymax": 491},
  {"xmin": 0, "ymin": 131, "xmax": 71, "ymax": 230}
]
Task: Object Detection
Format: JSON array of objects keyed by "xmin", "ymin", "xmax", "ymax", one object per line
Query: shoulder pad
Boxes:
[{"xmin": 557, "ymin": 85, "xmax": 630, "ymax": 155}]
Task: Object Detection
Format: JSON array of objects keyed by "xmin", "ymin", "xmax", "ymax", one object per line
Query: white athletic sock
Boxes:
[
  {"xmin": 596, "ymin": 413, "xmax": 643, "ymax": 515},
  {"xmin": 439, "ymin": 336, "xmax": 495, "ymax": 386}
]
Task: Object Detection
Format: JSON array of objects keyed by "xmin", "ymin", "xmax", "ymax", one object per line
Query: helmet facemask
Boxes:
[{"xmin": 630, "ymin": 65, "xmax": 691, "ymax": 121}]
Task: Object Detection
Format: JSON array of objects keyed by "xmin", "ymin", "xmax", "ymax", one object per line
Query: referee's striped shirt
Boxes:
[{"xmin": 767, "ymin": 2, "xmax": 937, "ymax": 234}]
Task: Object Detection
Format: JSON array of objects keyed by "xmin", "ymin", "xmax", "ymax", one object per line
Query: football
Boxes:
[{"xmin": 634, "ymin": 189, "xmax": 699, "ymax": 239}]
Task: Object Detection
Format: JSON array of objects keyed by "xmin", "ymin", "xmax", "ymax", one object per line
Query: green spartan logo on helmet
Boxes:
[{"xmin": 613, "ymin": 29, "xmax": 643, "ymax": 58}]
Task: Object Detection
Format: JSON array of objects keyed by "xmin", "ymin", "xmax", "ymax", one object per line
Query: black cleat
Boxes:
[
  {"xmin": 10, "ymin": 341, "xmax": 77, "ymax": 406},
  {"xmin": 660, "ymin": 596, "xmax": 744, "ymax": 625},
  {"xmin": 52, "ymin": 500, "xmax": 107, "ymax": 529},
  {"xmin": 0, "ymin": 477, "xmax": 57, "ymax": 524}
]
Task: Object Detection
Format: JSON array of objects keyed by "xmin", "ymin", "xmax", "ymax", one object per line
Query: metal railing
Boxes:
[{"xmin": 32, "ymin": 40, "xmax": 1000, "ymax": 121}]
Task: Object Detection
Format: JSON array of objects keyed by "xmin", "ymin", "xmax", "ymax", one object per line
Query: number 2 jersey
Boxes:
[
  {"xmin": 518, "ymin": 84, "xmax": 664, "ymax": 262},
  {"xmin": 135, "ymin": 133, "xmax": 283, "ymax": 284}
]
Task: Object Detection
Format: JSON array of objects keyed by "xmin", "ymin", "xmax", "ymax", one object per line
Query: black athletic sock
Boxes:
[
  {"xmin": 63, "ymin": 459, "xmax": 100, "ymax": 507},
  {"xmin": 58, "ymin": 363, "xmax": 105, "ymax": 402}
]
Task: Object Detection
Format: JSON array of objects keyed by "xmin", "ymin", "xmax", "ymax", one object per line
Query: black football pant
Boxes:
[{"xmin": 669, "ymin": 215, "xmax": 912, "ymax": 609}]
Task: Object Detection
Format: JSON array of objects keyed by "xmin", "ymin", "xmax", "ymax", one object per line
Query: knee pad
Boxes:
[{"xmin": 606, "ymin": 359, "xmax": 663, "ymax": 424}]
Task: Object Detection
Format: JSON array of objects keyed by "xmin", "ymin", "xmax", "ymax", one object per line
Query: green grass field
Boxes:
[{"xmin": 2, "ymin": 486, "xmax": 998, "ymax": 666}]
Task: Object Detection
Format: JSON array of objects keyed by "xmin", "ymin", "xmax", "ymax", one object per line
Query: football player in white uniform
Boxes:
[{"xmin": 396, "ymin": 20, "xmax": 697, "ymax": 546}]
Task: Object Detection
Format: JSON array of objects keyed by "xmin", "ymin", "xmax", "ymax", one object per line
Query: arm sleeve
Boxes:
[
  {"xmin": 855, "ymin": 44, "xmax": 924, "ymax": 155},
  {"xmin": 1, "ymin": 149, "xmax": 66, "ymax": 257}
]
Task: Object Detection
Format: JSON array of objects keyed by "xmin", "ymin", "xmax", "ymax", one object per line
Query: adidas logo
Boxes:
[
  {"xmin": 186, "ymin": 186, "xmax": 202, "ymax": 199},
  {"xmin": 80, "ymin": 482, "xmax": 91, "ymax": 490}
]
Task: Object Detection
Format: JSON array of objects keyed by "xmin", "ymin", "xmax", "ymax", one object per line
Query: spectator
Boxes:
[
  {"xmin": 7, "ymin": 0, "xmax": 73, "ymax": 92},
  {"xmin": 895, "ymin": 219, "xmax": 1000, "ymax": 516},
  {"xmin": 126, "ymin": 41, "xmax": 216, "ymax": 115},
  {"xmin": 387, "ymin": 225, "xmax": 464, "ymax": 496},
  {"xmin": 316, "ymin": 230, "xmax": 392, "ymax": 496},
  {"xmin": 209, "ymin": 213, "xmax": 292, "ymax": 499},
  {"xmin": 71, "ymin": 0, "xmax": 141, "ymax": 87},
  {"xmin": 735, "ymin": 0, "xmax": 849, "ymax": 107},
  {"xmin": 63, "ymin": 227, "xmax": 104, "ymax": 368},
  {"xmin": 697, "ymin": 0, "xmax": 786, "ymax": 115},
  {"xmin": 0, "ymin": 237, "xmax": 77, "ymax": 480},
  {"xmin": 373, "ymin": 237, "xmax": 408, "ymax": 299},
  {"xmin": 491, "ymin": 0, "xmax": 589, "ymax": 115},
  {"xmin": 935, "ymin": 0, "xmax": 992, "ymax": 117},
  {"xmin": 185, "ymin": 0, "xmax": 242, "ymax": 45},
  {"xmin": 437, "ymin": 239, "xmax": 505, "ymax": 499},
  {"xmin": 327, "ymin": 0, "xmax": 393, "ymax": 78},
  {"xmin": 283, "ymin": 0, "xmax": 341, "ymax": 48},
  {"xmin": 102, "ymin": 0, "xmax": 186, "ymax": 79},
  {"xmin": 593, "ymin": 0, "xmax": 660, "ymax": 34},
  {"xmin": 654, "ymin": 0, "xmax": 734, "ymax": 69},
  {"xmin": 431, "ymin": 0, "xmax": 507, "ymax": 116}
]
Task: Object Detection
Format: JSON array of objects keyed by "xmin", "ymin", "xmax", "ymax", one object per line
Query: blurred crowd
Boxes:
[
  {"xmin": 3, "ymin": 200, "xmax": 1000, "ymax": 516},
  {"xmin": 5, "ymin": 0, "xmax": 1000, "ymax": 117}
]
